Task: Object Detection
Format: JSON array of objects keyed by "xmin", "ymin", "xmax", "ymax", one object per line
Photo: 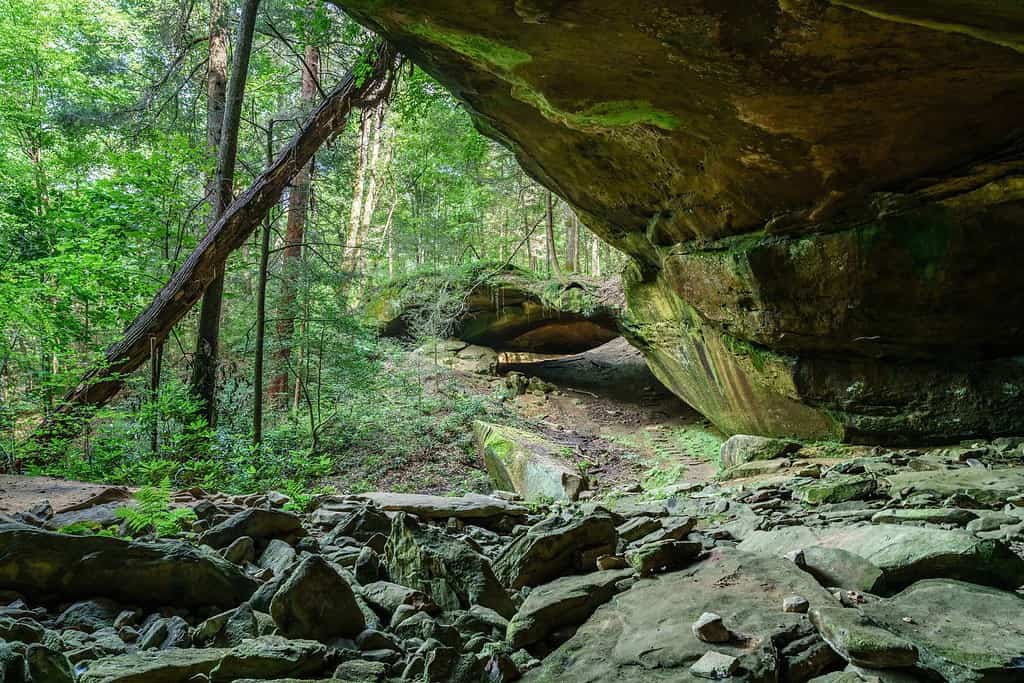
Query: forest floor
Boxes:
[{"xmin": 336, "ymin": 348, "xmax": 722, "ymax": 497}]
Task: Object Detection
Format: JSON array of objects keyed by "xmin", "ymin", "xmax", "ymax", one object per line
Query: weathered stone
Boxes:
[
  {"xmin": 870, "ymin": 508, "xmax": 978, "ymax": 526},
  {"xmin": 24, "ymin": 644, "xmax": 74, "ymax": 683},
  {"xmin": 257, "ymin": 539, "xmax": 297, "ymax": 576},
  {"xmin": 795, "ymin": 475, "xmax": 878, "ymax": 505},
  {"xmin": 200, "ymin": 508, "xmax": 304, "ymax": 549},
  {"xmin": 524, "ymin": 549, "xmax": 834, "ymax": 682},
  {"xmin": 55, "ymin": 599, "xmax": 121, "ymax": 634},
  {"xmin": 385, "ymin": 512, "xmax": 515, "ymax": 617},
  {"xmin": 690, "ymin": 651, "xmax": 739, "ymax": 680},
  {"xmin": 794, "ymin": 546, "xmax": 886, "ymax": 594},
  {"xmin": 335, "ymin": 0, "xmax": 1024, "ymax": 444},
  {"xmin": 884, "ymin": 467, "xmax": 1024, "ymax": 506},
  {"xmin": 210, "ymin": 636, "xmax": 329, "ymax": 681},
  {"xmin": 783, "ymin": 596, "xmax": 810, "ymax": 614},
  {"xmin": 355, "ymin": 492, "xmax": 528, "ymax": 524},
  {"xmin": 476, "ymin": 421, "xmax": 587, "ymax": 501},
  {"xmin": 720, "ymin": 435, "xmax": 799, "ymax": 469},
  {"xmin": 323, "ymin": 504, "xmax": 391, "ymax": 546},
  {"xmin": 370, "ymin": 265, "xmax": 620, "ymax": 353},
  {"xmin": 810, "ymin": 607, "xmax": 918, "ymax": 669},
  {"xmin": 625, "ymin": 539, "xmax": 702, "ymax": 576},
  {"xmin": 0, "ymin": 524, "xmax": 257, "ymax": 608},
  {"xmin": 859, "ymin": 579, "xmax": 1024, "ymax": 682},
  {"xmin": 493, "ymin": 511, "xmax": 617, "ymax": 588},
  {"xmin": 269, "ymin": 555, "xmax": 365, "ymax": 641},
  {"xmin": 221, "ymin": 536, "xmax": 256, "ymax": 565},
  {"xmin": 507, "ymin": 568, "xmax": 634, "ymax": 649},
  {"xmin": 79, "ymin": 648, "xmax": 229, "ymax": 683},
  {"xmin": 739, "ymin": 524, "xmax": 1024, "ymax": 593},
  {"xmin": 360, "ymin": 581, "xmax": 435, "ymax": 616},
  {"xmin": 692, "ymin": 612, "xmax": 730, "ymax": 643}
]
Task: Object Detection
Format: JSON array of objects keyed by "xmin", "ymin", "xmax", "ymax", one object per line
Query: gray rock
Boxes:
[
  {"xmin": 55, "ymin": 599, "xmax": 122, "ymax": 633},
  {"xmin": 870, "ymin": 508, "xmax": 978, "ymax": 526},
  {"xmin": 354, "ymin": 492, "xmax": 528, "ymax": 522},
  {"xmin": 810, "ymin": 607, "xmax": 918, "ymax": 668},
  {"xmin": 507, "ymin": 568, "xmax": 634, "ymax": 649},
  {"xmin": 210, "ymin": 635, "xmax": 329, "ymax": 681},
  {"xmin": 257, "ymin": 539, "xmax": 296, "ymax": 576},
  {"xmin": 25, "ymin": 644, "xmax": 74, "ymax": 683},
  {"xmin": 0, "ymin": 524, "xmax": 257, "ymax": 609},
  {"xmin": 200, "ymin": 508, "xmax": 304, "ymax": 549},
  {"xmin": 783, "ymin": 595, "xmax": 810, "ymax": 613},
  {"xmin": 690, "ymin": 650, "xmax": 739, "ymax": 679},
  {"xmin": 385, "ymin": 513, "xmax": 515, "ymax": 617},
  {"xmin": 361, "ymin": 580, "xmax": 435, "ymax": 616},
  {"xmin": 476, "ymin": 421, "xmax": 588, "ymax": 501},
  {"xmin": 493, "ymin": 511, "xmax": 618, "ymax": 588},
  {"xmin": 625, "ymin": 539, "xmax": 702, "ymax": 576},
  {"xmin": 692, "ymin": 612, "xmax": 730, "ymax": 643},
  {"xmin": 739, "ymin": 523, "xmax": 1024, "ymax": 593},
  {"xmin": 79, "ymin": 648, "xmax": 229, "ymax": 683},
  {"xmin": 269, "ymin": 555, "xmax": 365, "ymax": 641},
  {"xmin": 221, "ymin": 536, "xmax": 256, "ymax": 565},
  {"xmin": 524, "ymin": 549, "xmax": 835, "ymax": 682},
  {"xmin": 719, "ymin": 435, "xmax": 799, "ymax": 469}
]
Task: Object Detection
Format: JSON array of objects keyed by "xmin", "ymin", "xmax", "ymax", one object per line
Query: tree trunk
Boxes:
[
  {"xmin": 269, "ymin": 44, "xmax": 319, "ymax": 406},
  {"xmin": 343, "ymin": 109, "xmax": 371, "ymax": 273},
  {"xmin": 565, "ymin": 204, "xmax": 578, "ymax": 272},
  {"xmin": 545, "ymin": 191, "xmax": 563, "ymax": 280},
  {"xmin": 253, "ymin": 118, "xmax": 276, "ymax": 446},
  {"xmin": 35, "ymin": 43, "xmax": 399, "ymax": 444},
  {"xmin": 591, "ymin": 228, "xmax": 601, "ymax": 277},
  {"xmin": 191, "ymin": 0, "xmax": 260, "ymax": 427}
]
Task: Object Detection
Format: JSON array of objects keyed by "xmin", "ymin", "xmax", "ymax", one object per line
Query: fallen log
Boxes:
[{"xmin": 35, "ymin": 42, "xmax": 399, "ymax": 444}]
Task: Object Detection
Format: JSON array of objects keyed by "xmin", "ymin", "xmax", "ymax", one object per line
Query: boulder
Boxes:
[
  {"xmin": 810, "ymin": 607, "xmax": 918, "ymax": 669},
  {"xmin": 884, "ymin": 467, "xmax": 1024, "ymax": 506},
  {"xmin": 209, "ymin": 636, "xmax": 329, "ymax": 681},
  {"xmin": 335, "ymin": 0, "xmax": 1024, "ymax": 444},
  {"xmin": 493, "ymin": 511, "xmax": 618, "ymax": 588},
  {"xmin": 859, "ymin": 579, "xmax": 1024, "ymax": 682},
  {"xmin": 625, "ymin": 539, "xmax": 702, "ymax": 576},
  {"xmin": 475, "ymin": 421, "xmax": 587, "ymax": 501},
  {"xmin": 791, "ymin": 546, "xmax": 886, "ymax": 594},
  {"xmin": 507, "ymin": 568, "xmax": 634, "ymax": 649},
  {"xmin": 269, "ymin": 555, "xmax": 365, "ymax": 641},
  {"xmin": 200, "ymin": 508, "xmax": 304, "ymax": 549},
  {"xmin": 385, "ymin": 512, "xmax": 515, "ymax": 618},
  {"xmin": 739, "ymin": 524, "xmax": 1024, "ymax": 593},
  {"xmin": 719, "ymin": 435, "xmax": 800, "ymax": 469},
  {"xmin": 523, "ymin": 549, "xmax": 836, "ymax": 682},
  {"xmin": 369, "ymin": 264, "xmax": 620, "ymax": 354},
  {"xmin": 0, "ymin": 524, "xmax": 257, "ymax": 608},
  {"xmin": 354, "ymin": 492, "xmax": 528, "ymax": 523},
  {"xmin": 55, "ymin": 599, "xmax": 122, "ymax": 633},
  {"xmin": 794, "ymin": 475, "xmax": 878, "ymax": 505},
  {"xmin": 870, "ymin": 508, "xmax": 978, "ymax": 526},
  {"xmin": 79, "ymin": 648, "xmax": 229, "ymax": 683}
]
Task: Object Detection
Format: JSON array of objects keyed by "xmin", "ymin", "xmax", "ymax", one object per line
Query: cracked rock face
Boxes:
[{"xmin": 331, "ymin": 0, "xmax": 1024, "ymax": 443}]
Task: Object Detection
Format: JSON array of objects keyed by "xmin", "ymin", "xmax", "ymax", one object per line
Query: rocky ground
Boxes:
[{"xmin": 3, "ymin": 432, "xmax": 1024, "ymax": 682}]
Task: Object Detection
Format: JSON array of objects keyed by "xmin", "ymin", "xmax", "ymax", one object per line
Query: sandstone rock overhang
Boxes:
[
  {"xmin": 336, "ymin": 1, "xmax": 1024, "ymax": 443},
  {"xmin": 368, "ymin": 264, "xmax": 622, "ymax": 353}
]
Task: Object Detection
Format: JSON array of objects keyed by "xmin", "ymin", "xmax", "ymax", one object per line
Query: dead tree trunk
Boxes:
[
  {"xmin": 35, "ymin": 43, "xmax": 399, "ymax": 444},
  {"xmin": 269, "ymin": 44, "xmax": 319, "ymax": 406},
  {"xmin": 191, "ymin": 0, "xmax": 260, "ymax": 427}
]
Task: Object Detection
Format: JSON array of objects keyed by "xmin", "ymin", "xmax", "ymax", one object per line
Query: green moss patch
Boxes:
[{"xmin": 407, "ymin": 22, "xmax": 532, "ymax": 72}]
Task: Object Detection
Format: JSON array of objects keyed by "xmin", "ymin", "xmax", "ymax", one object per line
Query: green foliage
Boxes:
[{"xmin": 115, "ymin": 477, "xmax": 196, "ymax": 537}]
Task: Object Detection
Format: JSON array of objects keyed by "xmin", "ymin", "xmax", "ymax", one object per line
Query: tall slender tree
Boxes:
[
  {"xmin": 191, "ymin": 0, "xmax": 260, "ymax": 426},
  {"xmin": 269, "ymin": 43, "xmax": 319, "ymax": 406}
]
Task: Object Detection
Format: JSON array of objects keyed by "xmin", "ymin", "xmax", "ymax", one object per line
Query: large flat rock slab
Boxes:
[
  {"xmin": 524, "ymin": 549, "xmax": 836, "ymax": 682},
  {"xmin": 353, "ymin": 492, "xmax": 528, "ymax": 521},
  {"xmin": 738, "ymin": 524, "xmax": 1024, "ymax": 593},
  {"xmin": 884, "ymin": 467, "xmax": 1024, "ymax": 506}
]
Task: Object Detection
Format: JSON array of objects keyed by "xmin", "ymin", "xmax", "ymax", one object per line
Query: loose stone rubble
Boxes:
[{"xmin": 1, "ymin": 437, "xmax": 1024, "ymax": 682}]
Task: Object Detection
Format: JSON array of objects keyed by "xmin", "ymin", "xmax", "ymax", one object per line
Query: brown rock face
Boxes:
[{"xmin": 334, "ymin": 0, "xmax": 1024, "ymax": 442}]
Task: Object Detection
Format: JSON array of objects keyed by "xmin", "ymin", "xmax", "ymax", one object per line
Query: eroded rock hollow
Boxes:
[{"xmin": 333, "ymin": 0, "xmax": 1024, "ymax": 443}]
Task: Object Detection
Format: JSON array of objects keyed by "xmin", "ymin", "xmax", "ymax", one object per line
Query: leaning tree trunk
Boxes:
[
  {"xmin": 545, "ymin": 191, "xmax": 563, "ymax": 280},
  {"xmin": 269, "ymin": 44, "xmax": 320, "ymax": 406},
  {"xmin": 34, "ymin": 43, "xmax": 399, "ymax": 445},
  {"xmin": 191, "ymin": 0, "xmax": 260, "ymax": 427}
]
